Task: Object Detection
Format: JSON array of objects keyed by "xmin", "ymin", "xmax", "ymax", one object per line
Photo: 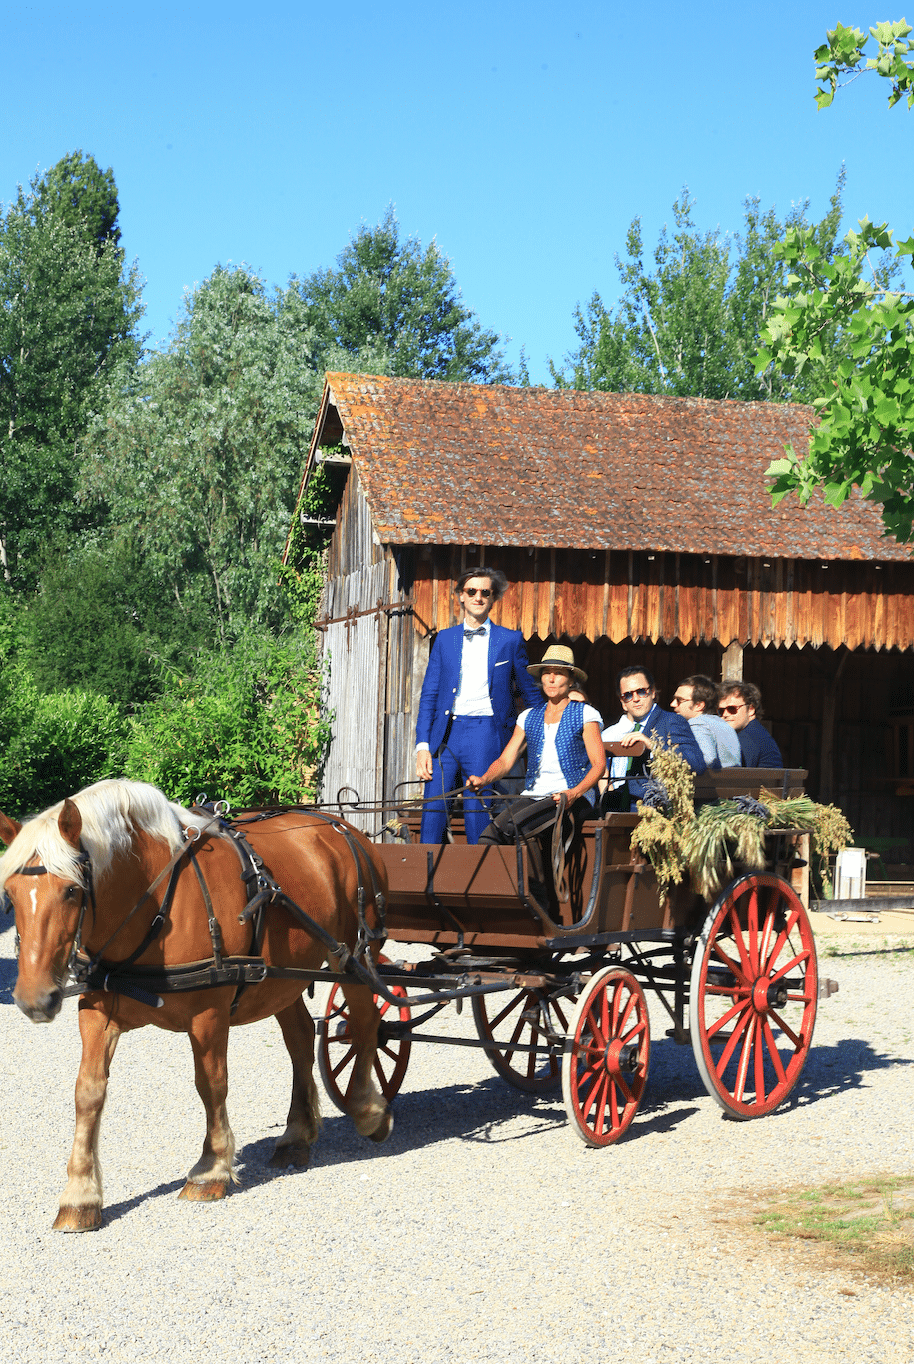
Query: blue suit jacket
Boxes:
[
  {"xmin": 738, "ymin": 718, "xmax": 783, "ymax": 768},
  {"xmin": 628, "ymin": 705, "xmax": 707, "ymax": 803},
  {"xmin": 415, "ymin": 623, "xmax": 542, "ymax": 757}
]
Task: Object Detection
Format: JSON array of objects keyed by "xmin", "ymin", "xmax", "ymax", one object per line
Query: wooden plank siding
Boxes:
[{"xmin": 406, "ymin": 547, "xmax": 914, "ymax": 651}]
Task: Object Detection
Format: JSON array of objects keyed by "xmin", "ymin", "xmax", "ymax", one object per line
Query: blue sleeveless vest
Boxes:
[{"xmin": 524, "ymin": 701, "xmax": 596, "ymax": 807}]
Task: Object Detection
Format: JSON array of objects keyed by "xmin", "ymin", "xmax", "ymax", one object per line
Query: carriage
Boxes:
[
  {"xmin": 314, "ymin": 764, "xmax": 833, "ymax": 1147},
  {"xmin": 0, "ymin": 758, "xmax": 836, "ymax": 1230}
]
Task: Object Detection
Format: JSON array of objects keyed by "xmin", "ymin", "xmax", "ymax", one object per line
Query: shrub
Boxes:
[
  {"xmin": 0, "ymin": 665, "xmax": 127, "ymax": 816},
  {"xmin": 125, "ymin": 630, "xmax": 331, "ymax": 808}
]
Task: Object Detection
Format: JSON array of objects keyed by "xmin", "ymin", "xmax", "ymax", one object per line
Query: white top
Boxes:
[
  {"xmin": 519, "ymin": 704, "xmax": 602, "ymax": 796},
  {"xmin": 452, "ymin": 619, "xmax": 494, "ymax": 717},
  {"xmin": 601, "ymin": 705, "xmax": 657, "ymax": 785}
]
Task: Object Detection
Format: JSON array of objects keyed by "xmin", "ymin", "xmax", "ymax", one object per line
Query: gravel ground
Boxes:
[{"xmin": 0, "ymin": 915, "xmax": 911, "ymax": 1364}]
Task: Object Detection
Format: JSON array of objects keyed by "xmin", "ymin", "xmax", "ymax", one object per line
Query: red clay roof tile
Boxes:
[{"xmin": 322, "ymin": 373, "xmax": 912, "ymax": 563}]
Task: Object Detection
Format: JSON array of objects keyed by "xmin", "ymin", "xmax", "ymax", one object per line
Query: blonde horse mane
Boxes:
[{"xmin": 0, "ymin": 779, "xmax": 195, "ymax": 893}]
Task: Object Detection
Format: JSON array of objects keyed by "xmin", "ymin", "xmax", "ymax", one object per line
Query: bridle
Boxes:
[{"xmin": 3, "ymin": 847, "xmax": 95, "ymax": 979}]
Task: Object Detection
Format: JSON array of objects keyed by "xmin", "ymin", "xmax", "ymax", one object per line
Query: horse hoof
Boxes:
[
  {"xmin": 178, "ymin": 1180, "xmax": 228, "ymax": 1202},
  {"xmin": 53, "ymin": 1205, "xmax": 102, "ymax": 1232},
  {"xmin": 367, "ymin": 1108, "xmax": 394, "ymax": 1144},
  {"xmin": 269, "ymin": 1143, "xmax": 311, "ymax": 1170}
]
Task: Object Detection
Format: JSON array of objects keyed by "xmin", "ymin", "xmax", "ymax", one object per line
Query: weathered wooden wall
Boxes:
[{"xmin": 405, "ymin": 546, "xmax": 914, "ymax": 652}]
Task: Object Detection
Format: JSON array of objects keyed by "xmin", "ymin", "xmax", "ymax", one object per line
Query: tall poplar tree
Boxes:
[{"xmin": 0, "ymin": 151, "xmax": 143, "ymax": 586}]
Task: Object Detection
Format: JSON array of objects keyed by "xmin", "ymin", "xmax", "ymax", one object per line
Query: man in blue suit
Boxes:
[
  {"xmin": 415, "ymin": 567, "xmax": 542, "ymax": 843},
  {"xmin": 602, "ymin": 666, "xmax": 706, "ymax": 811}
]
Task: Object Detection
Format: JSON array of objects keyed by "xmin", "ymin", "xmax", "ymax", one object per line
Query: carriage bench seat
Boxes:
[{"xmin": 692, "ymin": 768, "xmax": 807, "ymax": 802}]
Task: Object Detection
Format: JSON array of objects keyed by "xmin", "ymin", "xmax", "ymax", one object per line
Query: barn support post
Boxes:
[
  {"xmin": 818, "ymin": 648, "xmax": 849, "ymax": 804},
  {"xmin": 722, "ymin": 642, "xmax": 744, "ymax": 681}
]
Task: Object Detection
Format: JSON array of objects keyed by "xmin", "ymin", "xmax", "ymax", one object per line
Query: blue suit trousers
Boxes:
[{"xmin": 420, "ymin": 716, "xmax": 503, "ymax": 844}]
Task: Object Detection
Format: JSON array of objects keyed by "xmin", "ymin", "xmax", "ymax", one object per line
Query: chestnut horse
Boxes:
[{"xmin": 0, "ymin": 779, "xmax": 392, "ymax": 1231}]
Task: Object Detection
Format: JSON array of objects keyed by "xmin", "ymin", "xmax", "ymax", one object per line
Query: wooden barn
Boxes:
[{"xmin": 284, "ymin": 372, "xmax": 914, "ymax": 862}]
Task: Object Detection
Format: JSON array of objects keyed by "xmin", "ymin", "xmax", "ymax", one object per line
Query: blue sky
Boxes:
[{"xmin": 4, "ymin": 1, "xmax": 911, "ymax": 384}]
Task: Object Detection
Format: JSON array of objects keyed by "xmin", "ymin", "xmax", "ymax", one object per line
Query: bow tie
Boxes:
[{"xmin": 464, "ymin": 627, "xmax": 486, "ymax": 638}]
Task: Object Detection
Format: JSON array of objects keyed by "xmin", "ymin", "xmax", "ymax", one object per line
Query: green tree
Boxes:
[
  {"xmin": 761, "ymin": 20, "xmax": 914, "ymax": 542},
  {"xmin": 294, "ymin": 206, "xmax": 513, "ymax": 384},
  {"xmin": 0, "ymin": 152, "xmax": 143, "ymax": 586},
  {"xmin": 550, "ymin": 184, "xmax": 856, "ymax": 401},
  {"xmin": 81, "ymin": 266, "xmax": 326, "ymax": 644}
]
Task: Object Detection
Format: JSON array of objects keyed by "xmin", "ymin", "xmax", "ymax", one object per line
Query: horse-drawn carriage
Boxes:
[
  {"xmin": 317, "ymin": 764, "xmax": 830, "ymax": 1147},
  {"xmin": 0, "ymin": 763, "xmax": 835, "ymax": 1228}
]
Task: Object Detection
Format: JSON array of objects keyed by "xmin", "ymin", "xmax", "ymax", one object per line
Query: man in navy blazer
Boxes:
[
  {"xmin": 416, "ymin": 567, "xmax": 541, "ymax": 843},
  {"xmin": 602, "ymin": 666, "xmax": 706, "ymax": 810}
]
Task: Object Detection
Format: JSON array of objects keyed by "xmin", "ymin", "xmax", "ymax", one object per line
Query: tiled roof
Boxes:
[{"xmin": 320, "ymin": 373, "xmax": 912, "ymax": 562}]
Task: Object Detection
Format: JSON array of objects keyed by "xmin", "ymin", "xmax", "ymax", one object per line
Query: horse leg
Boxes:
[
  {"xmin": 179, "ymin": 1007, "xmax": 238, "ymax": 1201},
  {"xmin": 338, "ymin": 983, "xmax": 393, "ymax": 1143},
  {"xmin": 269, "ymin": 996, "xmax": 322, "ymax": 1169},
  {"xmin": 54, "ymin": 1007, "xmax": 121, "ymax": 1232}
]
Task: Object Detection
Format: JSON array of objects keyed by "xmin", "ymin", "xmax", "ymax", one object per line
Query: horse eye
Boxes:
[{"xmin": 63, "ymin": 885, "xmax": 81, "ymax": 901}]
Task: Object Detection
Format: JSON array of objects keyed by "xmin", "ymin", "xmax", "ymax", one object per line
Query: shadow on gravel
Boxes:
[
  {"xmin": 99, "ymin": 1179, "xmax": 188, "ymax": 1226},
  {"xmin": 641, "ymin": 1032, "xmax": 913, "ymax": 1121},
  {"xmin": 0, "ymin": 920, "xmax": 18, "ymax": 1004}
]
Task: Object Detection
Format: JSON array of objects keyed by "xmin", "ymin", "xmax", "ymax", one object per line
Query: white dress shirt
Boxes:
[{"xmin": 453, "ymin": 619, "xmax": 494, "ymax": 717}]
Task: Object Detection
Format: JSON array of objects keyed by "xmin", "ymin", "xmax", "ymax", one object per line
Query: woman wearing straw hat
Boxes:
[{"xmin": 466, "ymin": 645, "xmax": 605, "ymax": 911}]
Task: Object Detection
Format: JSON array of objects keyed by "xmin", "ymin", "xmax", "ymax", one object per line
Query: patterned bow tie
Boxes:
[{"xmin": 464, "ymin": 627, "xmax": 486, "ymax": 638}]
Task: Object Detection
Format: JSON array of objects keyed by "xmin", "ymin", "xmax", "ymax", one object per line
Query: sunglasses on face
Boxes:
[
  {"xmin": 621, "ymin": 687, "xmax": 652, "ymax": 701},
  {"xmin": 720, "ymin": 703, "xmax": 746, "ymax": 716},
  {"xmin": 464, "ymin": 588, "xmax": 492, "ymax": 599},
  {"xmin": 671, "ymin": 694, "xmax": 691, "ymax": 707}
]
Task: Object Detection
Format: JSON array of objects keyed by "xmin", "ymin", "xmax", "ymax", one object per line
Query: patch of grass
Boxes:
[{"xmin": 754, "ymin": 1177, "xmax": 914, "ymax": 1285}]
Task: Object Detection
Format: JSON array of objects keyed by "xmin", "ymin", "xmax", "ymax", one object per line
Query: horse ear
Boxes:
[
  {"xmin": 0, "ymin": 811, "xmax": 22, "ymax": 846},
  {"xmin": 58, "ymin": 799, "xmax": 83, "ymax": 849}
]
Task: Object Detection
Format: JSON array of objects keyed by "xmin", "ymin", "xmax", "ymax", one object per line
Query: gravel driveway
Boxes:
[{"xmin": 0, "ymin": 916, "xmax": 911, "ymax": 1364}]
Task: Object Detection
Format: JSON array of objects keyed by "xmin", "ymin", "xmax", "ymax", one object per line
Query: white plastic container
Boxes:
[{"xmin": 835, "ymin": 847, "xmax": 867, "ymax": 900}]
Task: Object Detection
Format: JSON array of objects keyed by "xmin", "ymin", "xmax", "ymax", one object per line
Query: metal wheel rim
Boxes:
[
  {"xmin": 317, "ymin": 957, "xmax": 412, "ymax": 1113},
  {"xmin": 471, "ymin": 987, "xmax": 569, "ymax": 1093},
  {"xmin": 561, "ymin": 966, "xmax": 650, "ymax": 1147},
  {"xmin": 689, "ymin": 873, "xmax": 818, "ymax": 1119}
]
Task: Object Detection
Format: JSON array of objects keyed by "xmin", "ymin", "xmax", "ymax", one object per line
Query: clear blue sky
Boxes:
[{"xmin": 5, "ymin": 1, "xmax": 911, "ymax": 384}]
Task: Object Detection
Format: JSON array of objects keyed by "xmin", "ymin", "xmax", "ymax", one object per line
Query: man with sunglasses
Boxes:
[
  {"xmin": 601, "ymin": 666, "xmax": 705, "ymax": 811},
  {"xmin": 717, "ymin": 681, "xmax": 783, "ymax": 768},
  {"xmin": 670, "ymin": 674, "xmax": 742, "ymax": 769},
  {"xmin": 415, "ymin": 567, "xmax": 542, "ymax": 843}
]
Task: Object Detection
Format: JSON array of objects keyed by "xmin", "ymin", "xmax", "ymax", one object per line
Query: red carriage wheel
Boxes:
[
  {"xmin": 689, "ymin": 873, "xmax": 818, "ymax": 1119},
  {"xmin": 472, "ymin": 987, "xmax": 570, "ymax": 1093},
  {"xmin": 317, "ymin": 955, "xmax": 412, "ymax": 1113},
  {"xmin": 561, "ymin": 967, "xmax": 650, "ymax": 1147}
]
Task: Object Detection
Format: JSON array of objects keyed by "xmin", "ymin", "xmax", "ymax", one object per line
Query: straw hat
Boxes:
[{"xmin": 527, "ymin": 644, "xmax": 587, "ymax": 684}]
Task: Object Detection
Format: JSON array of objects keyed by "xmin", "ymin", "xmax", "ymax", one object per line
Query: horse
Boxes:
[{"xmin": 0, "ymin": 778, "xmax": 392, "ymax": 1232}]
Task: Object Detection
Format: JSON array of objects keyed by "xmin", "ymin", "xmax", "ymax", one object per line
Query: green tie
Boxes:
[{"xmin": 626, "ymin": 721, "xmax": 643, "ymax": 773}]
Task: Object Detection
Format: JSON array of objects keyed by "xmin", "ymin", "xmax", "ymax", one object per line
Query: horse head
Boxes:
[{"xmin": 1, "ymin": 799, "xmax": 89, "ymax": 1023}]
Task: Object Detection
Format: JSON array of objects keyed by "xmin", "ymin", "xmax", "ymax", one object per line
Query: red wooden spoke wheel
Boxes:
[
  {"xmin": 472, "ymin": 987, "xmax": 571, "ymax": 1093},
  {"xmin": 561, "ymin": 967, "xmax": 650, "ymax": 1147},
  {"xmin": 689, "ymin": 873, "xmax": 818, "ymax": 1119},
  {"xmin": 317, "ymin": 955, "xmax": 412, "ymax": 1114}
]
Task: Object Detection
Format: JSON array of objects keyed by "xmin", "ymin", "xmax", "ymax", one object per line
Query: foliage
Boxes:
[
  {"xmin": 279, "ymin": 462, "xmax": 339, "ymax": 626},
  {"xmin": 761, "ymin": 20, "xmax": 914, "ymax": 542},
  {"xmin": 814, "ymin": 19, "xmax": 914, "ymax": 109},
  {"xmin": 293, "ymin": 206, "xmax": 514, "ymax": 385},
  {"xmin": 81, "ymin": 265, "xmax": 325, "ymax": 644},
  {"xmin": 0, "ymin": 659, "xmax": 126, "ymax": 816},
  {"xmin": 626, "ymin": 741, "xmax": 695, "ymax": 888},
  {"xmin": 20, "ymin": 540, "xmax": 195, "ymax": 709},
  {"xmin": 630, "ymin": 748, "xmax": 853, "ymax": 899},
  {"xmin": 550, "ymin": 184, "xmax": 857, "ymax": 401},
  {"xmin": 0, "ymin": 152, "xmax": 144, "ymax": 587},
  {"xmin": 124, "ymin": 629, "xmax": 331, "ymax": 808}
]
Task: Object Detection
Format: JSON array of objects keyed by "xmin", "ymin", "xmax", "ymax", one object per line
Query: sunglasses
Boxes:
[
  {"xmin": 621, "ymin": 687, "xmax": 652, "ymax": 701},
  {"xmin": 464, "ymin": 588, "xmax": 492, "ymax": 598},
  {"xmin": 720, "ymin": 703, "xmax": 746, "ymax": 716}
]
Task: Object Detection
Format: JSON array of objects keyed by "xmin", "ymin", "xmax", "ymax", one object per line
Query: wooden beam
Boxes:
[{"xmin": 722, "ymin": 642, "xmax": 743, "ymax": 681}]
